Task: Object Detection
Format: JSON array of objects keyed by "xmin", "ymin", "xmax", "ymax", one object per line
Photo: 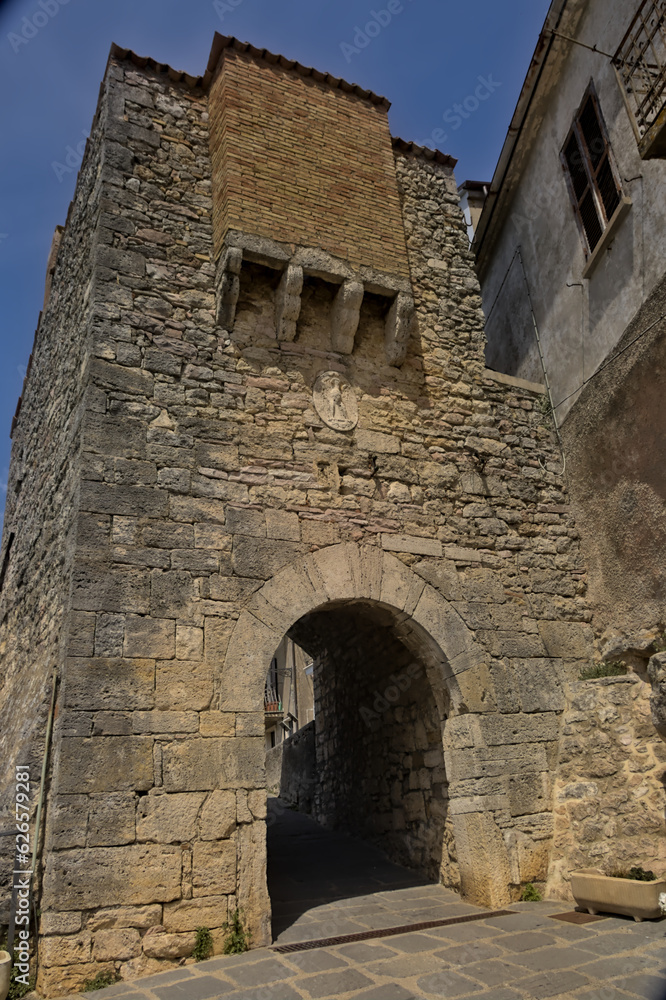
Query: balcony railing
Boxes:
[
  {"xmin": 264, "ymin": 684, "xmax": 282, "ymax": 714},
  {"xmin": 614, "ymin": 0, "xmax": 666, "ymax": 157}
]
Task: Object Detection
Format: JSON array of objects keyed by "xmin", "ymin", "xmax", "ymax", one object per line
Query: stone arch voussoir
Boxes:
[{"xmin": 219, "ymin": 542, "xmax": 494, "ymax": 715}]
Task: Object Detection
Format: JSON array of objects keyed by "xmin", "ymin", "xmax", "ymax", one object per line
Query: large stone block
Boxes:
[
  {"xmin": 446, "ymin": 743, "xmax": 549, "ymax": 782},
  {"xmin": 412, "ymin": 585, "xmax": 474, "ymax": 664},
  {"xmin": 218, "ymin": 610, "xmax": 281, "ymax": 712},
  {"xmin": 42, "ymin": 845, "xmax": 182, "ymax": 909},
  {"xmin": 83, "ymin": 412, "xmax": 147, "ymax": 460},
  {"xmin": 88, "ymin": 793, "xmax": 136, "ymax": 846},
  {"xmin": 142, "ymin": 926, "xmax": 195, "ymax": 958},
  {"xmin": 413, "ymin": 560, "xmax": 463, "ymax": 601},
  {"xmin": 232, "ymin": 536, "xmax": 303, "ymax": 579},
  {"xmin": 450, "ymin": 811, "xmax": 512, "ymax": 907},
  {"xmin": 195, "ymin": 441, "xmax": 239, "ymax": 470},
  {"xmin": 537, "ymin": 620, "xmax": 593, "ymax": 658},
  {"xmin": 86, "ymin": 905, "xmax": 163, "ymax": 931},
  {"xmin": 132, "ymin": 711, "xmax": 199, "ymax": 734},
  {"xmin": 71, "ymin": 564, "xmax": 150, "ymax": 614},
  {"xmin": 162, "ymin": 737, "xmax": 264, "ymax": 791},
  {"xmin": 265, "ymin": 509, "xmax": 300, "ymax": 541},
  {"xmin": 155, "ymin": 659, "xmax": 213, "ymax": 711},
  {"xmin": 199, "ymin": 712, "xmax": 235, "ymax": 737},
  {"xmin": 176, "ymin": 625, "xmax": 204, "ymax": 660},
  {"xmin": 476, "ymin": 630, "xmax": 546, "ymax": 658},
  {"xmin": 480, "ymin": 712, "xmax": 560, "ymax": 746},
  {"xmin": 511, "ymin": 658, "xmax": 566, "ymax": 713},
  {"xmin": 150, "ymin": 569, "xmax": 198, "ymax": 619},
  {"xmin": 199, "ymin": 789, "xmax": 236, "ymax": 839},
  {"xmin": 66, "ymin": 611, "xmax": 96, "ymax": 657},
  {"xmin": 163, "ymin": 895, "xmax": 229, "ymax": 932},
  {"xmin": 170, "ymin": 496, "xmax": 227, "ymax": 523},
  {"xmin": 80, "ymin": 481, "xmax": 168, "ymax": 518},
  {"xmin": 64, "ymin": 657, "xmax": 155, "ymax": 711},
  {"xmin": 39, "ymin": 931, "xmax": 92, "ymax": 967},
  {"xmin": 92, "ymin": 927, "xmax": 141, "ymax": 961},
  {"xmin": 94, "ymin": 614, "xmax": 125, "ymax": 657},
  {"xmin": 226, "ymin": 506, "xmax": 266, "ymax": 537},
  {"xmin": 124, "ymin": 615, "xmax": 175, "ymax": 658},
  {"xmin": 45, "ymin": 795, "xmax": 89, "ymax": 851},
  {"xmin": 355, "ymin": 429, "xmax": 400, "ymax": 453},
  {"xmin": 192, "ymin": 840, "xmax": 236, "ymax": 895},
  {"xmin": 57, "ymin": 737, "xmax": 153, "ymax": 793},
  {"xmin": 381, "ymin": 533, "xmax": 442, "ymax": 556},
  {"xmin": 136, "ymin": 791, "xmax": 206, "ymax": 842}
]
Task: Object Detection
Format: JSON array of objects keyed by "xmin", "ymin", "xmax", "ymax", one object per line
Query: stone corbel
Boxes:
[
  {"xmin": 216, "ymin": 246, "xmax": 243, "ymax": 331},
  {"xmin": 331, "ymin": 280, "xmax": 364, "ymax": 354},
  {"xmin": 275, "ymin": 264, "xmax": 303, "ymax": 341},
  {"xmin": 385, "ymin": 291, "xmax": 415, "ymax": 366}
]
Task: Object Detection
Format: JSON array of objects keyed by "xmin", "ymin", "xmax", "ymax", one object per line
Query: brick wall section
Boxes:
[{"xmin": 208, "ymin": 48, "xmax": 411, "ymax": 276}]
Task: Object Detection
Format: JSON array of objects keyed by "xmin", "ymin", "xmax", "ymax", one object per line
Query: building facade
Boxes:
[
  {"xmin": 475, "ymin": 0, "xmax": 666, "ymax": 636},
  {"xmin": 0, "ymin": 30, "xmax": 663, "ymax": 994}
]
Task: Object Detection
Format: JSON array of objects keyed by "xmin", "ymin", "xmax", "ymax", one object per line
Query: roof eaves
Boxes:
[
  {"xmin": 205, "ymin": 32, "xmax": 391, "ymax": 110},
  {"xmin": 392, "ymin": 137, "xmax": 457, "ymax": 168},
  {"xmin": 109, "ymin": 42, "xmax": 205, "ymax": 89},
  {"xmin": 473, "ymin": 0, "xmax": 576, "ymax": 266}
]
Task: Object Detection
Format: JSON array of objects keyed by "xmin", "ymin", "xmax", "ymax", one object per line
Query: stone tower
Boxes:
[{"xmin": 0, "ymin": 33, "xmax": 662, "ymax": 996}]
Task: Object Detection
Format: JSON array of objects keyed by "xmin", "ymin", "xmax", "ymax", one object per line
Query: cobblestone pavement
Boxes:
[{"xmin": 72, "ymin": 810, "xmax": 666, "ymax": 1000}]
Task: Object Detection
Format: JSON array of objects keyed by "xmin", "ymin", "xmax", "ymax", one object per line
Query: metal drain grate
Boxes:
[
  {"xmin": 549, "ymin": 910, "xmax": 608, "ymax": 924},
  {"xmin": 272, "ymin": 908, "xmax": 517, "ymax": 953}
]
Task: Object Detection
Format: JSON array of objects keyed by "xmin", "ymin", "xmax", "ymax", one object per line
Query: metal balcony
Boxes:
[{"xmin": 614, "ymin": 0, "xmax": 666, "ymax": 157}]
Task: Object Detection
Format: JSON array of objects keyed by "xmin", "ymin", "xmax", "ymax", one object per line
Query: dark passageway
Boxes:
[{"xmin": 266, "ymin": 799, "xmax": 475, "ymax": 944}]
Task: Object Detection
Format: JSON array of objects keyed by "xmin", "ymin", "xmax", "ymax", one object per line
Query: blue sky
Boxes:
[{"xmin": 0, "ymin": 0, "xmax": 551, "ymax": 520}]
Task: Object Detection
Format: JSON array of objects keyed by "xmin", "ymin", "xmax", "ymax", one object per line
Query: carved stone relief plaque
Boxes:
[{"xmin": 312, "ymin": 371, "xmax": 358, "ymax": 431}]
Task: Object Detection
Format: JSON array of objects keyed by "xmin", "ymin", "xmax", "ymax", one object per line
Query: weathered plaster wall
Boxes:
[
  {"xmin": 560, "ymin": 274, "xmax": 666, "ymax": 635},
  {"xmin": 478, "ymin": 0, "xmax": 666, "ymax": 420}
]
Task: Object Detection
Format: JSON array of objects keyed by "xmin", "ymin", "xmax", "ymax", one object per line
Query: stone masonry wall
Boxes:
[
  {"xmin": 548, "ymin": 673, "xmax": 666, "ymax": 897},
  {"xmin": 0, "ymin": 41, "xmax": 635, "ymax": 994},
  {"xmin": 0, "ymin": 87, "xmax": 104, "ymax": 918}
]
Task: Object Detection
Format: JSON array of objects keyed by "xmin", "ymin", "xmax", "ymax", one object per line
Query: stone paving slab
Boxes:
[{"xmin": 73, "ymin": 901, "xmax": 666, "ymax": 1000}]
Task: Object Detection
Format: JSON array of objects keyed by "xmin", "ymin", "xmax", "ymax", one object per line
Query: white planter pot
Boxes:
[
  {"xmin": 0, "ymin": 950, "xmax": 12, "ymax": 1000},
  {"xmin": 571, "ymin": 867, "xmax": 666, "ymax": 921}
]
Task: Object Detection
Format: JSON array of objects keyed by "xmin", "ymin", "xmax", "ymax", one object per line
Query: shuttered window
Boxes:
[{"xmin": 561, "ymin": 84, "xmax": 623, "ymax": 254}]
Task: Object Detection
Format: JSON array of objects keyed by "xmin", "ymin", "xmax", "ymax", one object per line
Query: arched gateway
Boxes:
[
  {"xmin": 222, "ymin": 542, "xmax": 515, "ymax": 943},
  {"xmin": 0, "ymin": 34, "xmax": 604, "ymax": 997}
]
